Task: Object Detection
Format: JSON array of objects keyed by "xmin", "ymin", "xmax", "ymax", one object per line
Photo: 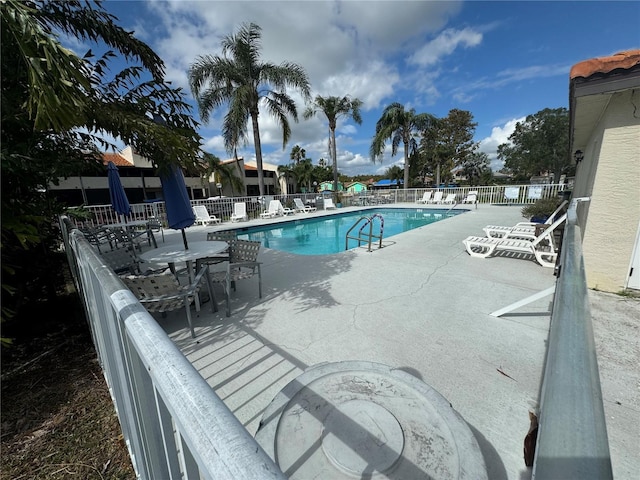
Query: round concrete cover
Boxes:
[{"xmin": 255, "ymin": 361, "xmax": 487, "ymax": 479}]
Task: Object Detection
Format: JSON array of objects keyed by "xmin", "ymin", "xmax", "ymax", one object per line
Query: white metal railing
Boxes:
[
  {"xmin": 66, "ymin": 184, "xmax": 568, "ymax": 228},
  {"xmin": 533, "ymin": 198, "xmax": 612, "ymax": 478},
  {"xmin": 59, "ymin": 217, "xmax": 286, "ymax": 480}
]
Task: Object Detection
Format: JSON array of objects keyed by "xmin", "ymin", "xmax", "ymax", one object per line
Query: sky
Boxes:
[{"xmin": 93, "ymin": 0, "xmax": 639, "ymax": 176}]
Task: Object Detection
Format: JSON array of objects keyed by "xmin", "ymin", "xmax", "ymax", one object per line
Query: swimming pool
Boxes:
[{"xmin": 235, "ymin": 208, "xmax": 464, "ymax": 255}]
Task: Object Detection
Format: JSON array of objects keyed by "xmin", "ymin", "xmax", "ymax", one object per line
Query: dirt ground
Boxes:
[{"xmin": 1, "ymin": 293, "xmax": 135, "ymax": 480}]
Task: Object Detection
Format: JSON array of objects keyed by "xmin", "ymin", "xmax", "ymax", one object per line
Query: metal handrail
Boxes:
[
  {"xmin": 533, "ymin": 197, "xmax": 613, "ymax": 478},
  {"xmin": 60, "ymin": 217, "xmax": 285, "ymax": 480},
  {"xmin": 345, "ymin": 214, "xmax": 384, "ymax": 252}
]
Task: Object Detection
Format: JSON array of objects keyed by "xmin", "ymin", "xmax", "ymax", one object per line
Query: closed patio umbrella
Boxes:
[
  {"xmin": 160, "ymin": 164, "xmax": 194, "ymax": 249},
  {"xmin": 107, "ymin": 161, "xmax": 131, "ymax": 221}
]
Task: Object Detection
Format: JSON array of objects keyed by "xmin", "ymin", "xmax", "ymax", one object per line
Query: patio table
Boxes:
[{"xmin": 138, "ymin": 240, "xmax": 228, "ymax": 311}]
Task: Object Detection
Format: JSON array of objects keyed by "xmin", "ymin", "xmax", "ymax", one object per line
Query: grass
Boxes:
[{"xmin": 1, "ymin": 290, "xmax": 135, "ymax": 480}]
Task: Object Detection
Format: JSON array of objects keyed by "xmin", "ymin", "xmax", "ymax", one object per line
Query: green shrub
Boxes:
[{"xmin": 521, "ymin": 198, "xmax": 561, "ymax": 221}]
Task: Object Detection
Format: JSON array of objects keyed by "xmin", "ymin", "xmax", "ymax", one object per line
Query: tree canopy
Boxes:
[
  {"xmin": 304, "ymin": 95, "xmax": 363, "ymax": 193},
  {"xmin": 497, "ymin": 107, "xmax": 571, "ymax": 182},
  {"xmin": 370, "ymin": 103, "xmax": 436, "ymax": 189},
  {"xmin": 1, "ymin": 0, "xmax": 201, "ymax": 324},
  {"xmin": 189, "ymin": 22, "xmax": 311, "ymax": 197}
]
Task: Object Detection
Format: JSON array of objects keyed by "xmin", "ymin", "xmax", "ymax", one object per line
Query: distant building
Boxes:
[
  {"xmin": 318, "ymin": 181, "xmax": 344, "ymax": 192},
  {"xmin": 345, "ymin": 181, "xmax": 368, "ymax": 194},
  {"xmin": 371, "ymin": 179, "xmax": 402, "ymax": 189},
  {"xmin": 48, "ymin": 146, "xmax": 206, "ymax": 206}
]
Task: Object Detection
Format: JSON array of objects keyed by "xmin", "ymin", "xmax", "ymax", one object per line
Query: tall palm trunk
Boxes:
[
  {"xmin": 403, "ymin": 139, "xmax": 410, "ymax": 189},
  {"xmin": 250, "ymin": 111, "xmax": 265, "ymax": 196},
  {"xmin": 330, "ymin": 122, "xmax": 338, "ymax": 192}
]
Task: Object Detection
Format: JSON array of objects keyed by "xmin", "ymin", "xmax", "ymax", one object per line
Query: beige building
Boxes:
[{"xmin": 570, "ymin": 50, "xmax": 640, "ymax": 292}]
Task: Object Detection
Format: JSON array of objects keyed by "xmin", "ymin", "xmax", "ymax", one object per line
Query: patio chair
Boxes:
[
  {"xmin": 483, "ymin": 201, "xmax": 568, "ymax": 239},
  {"xmin": 324, "ymin": 198, "xmax": 337, "ymax": 210},
  {"xmin": 122, "ymin": 265, "xmax": 216, "ymax": 338},
  {"xmin": 80, "ymin": 226, "xmax": 114, "ymax": 252},
  {"xmin": 109, "ymin": 226, "xmax": 151, "ymax": 251},
  {"xmin": 442, "ymin": 193, "xmax": 457, "ymax": 204},
  {"xmin": 462, "ymin": 214, "xmax": 566, "ymax": 268},
  {"xmin": 210, "ymin": 239, "xmax": 262, "ymax": 317},
  {"xmin": 461, "ymin": 191, "xmax": 477, "ymax": 204},
  {"xmin": 147, "ymin": 217, "xmax": 165, "ymax": 243},
  {"xmin": 429, "ymin": 191, "xmax": 444, "ymax": 204},
  {"xmin": 416, "ymin": 191, "xmax": 433, "ymax": 204},
  {"xmin": 195, "ymin": 230, "xmax": 237, "ymax": 271},
  {"xmin": 193, "ymin": 205, "xmax": 221, "ymax": 225},
  {"xmin": 294, "ymin": 198, "xmax": 316, "ymax": 213},
  {"xmin": 101, "ymin": 247, "xmax": 141, "ymax": 274},
  {"xmin": 230, "ymin": 202, "xmax": 248, "ymax": 222}
]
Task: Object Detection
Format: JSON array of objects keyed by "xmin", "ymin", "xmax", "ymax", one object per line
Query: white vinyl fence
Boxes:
[{"xmin": 66, "ymin": 184, "xmax": 568, "ymax": 228}]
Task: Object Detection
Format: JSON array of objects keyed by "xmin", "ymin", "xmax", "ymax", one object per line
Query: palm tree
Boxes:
[
  {"xmin": 292, "ymin": 159, "xmax": 314, "ymax": 193},
  {"xmin": 189, "ymin": 22, "xmax": 311, "ymax": 197},
  {"xmin": 277, "ymin": 164, "xmax": 294, "ymax": 194},
  {"xmin": 290, "ymin": 145, "xmax": 306, "ymax": 164},
  {"xmin": 370, "ymin": 103, "xmax": 436, "ymax": 189},
  {"xmin": 304, "ymin": 95, "xmax": 363, "ymax": 192},
  {"xmin": 202, "ymin": 152, "xmax": 244, "ymax": 196}
]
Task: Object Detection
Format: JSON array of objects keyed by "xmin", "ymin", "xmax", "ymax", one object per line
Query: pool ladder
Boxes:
[{"xmin": 345, "ymin": 214, "xmax": 384, "ymax": 252}]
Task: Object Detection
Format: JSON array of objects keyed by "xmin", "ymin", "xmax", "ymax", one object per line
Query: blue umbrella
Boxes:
[
  {"xmin": 107, "ymin": 161, "xmax": 131, "ymax": 219},
  {"xmin": 160, "ymin": 164, "xmax": 195, "ymax": 249}
]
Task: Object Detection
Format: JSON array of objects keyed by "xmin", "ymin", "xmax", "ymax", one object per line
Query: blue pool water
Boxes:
[{"xmin": 236, "ymin": 208, "xmax": 464, "ymax": 255}]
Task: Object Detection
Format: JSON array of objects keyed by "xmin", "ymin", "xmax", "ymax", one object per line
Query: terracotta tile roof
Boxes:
[
  {"xmin": 102, "ymin": 152, "xmax": 133, "ymax": 167},
  {"xmin": 570, "ymin": 49, "xmax": 640, "ymax": 80},
  {"xmin": 244, "ymin": 164, "xmax": 257, "ymax": 171}
]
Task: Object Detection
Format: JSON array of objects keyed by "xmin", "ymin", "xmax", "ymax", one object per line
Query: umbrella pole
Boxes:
[{"xmin": 181, "ymin": 229, "xmax": 189, "ymax": 250}]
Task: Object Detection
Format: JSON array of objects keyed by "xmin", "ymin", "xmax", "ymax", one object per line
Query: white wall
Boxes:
[{"xmin": 580, "ymin": 90, "xmax": 640, "ymax": 291}]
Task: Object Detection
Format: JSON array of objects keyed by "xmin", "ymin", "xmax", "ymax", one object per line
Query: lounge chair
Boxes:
[
  {"xmin": 461, "ymin": 191, "xmax": 477, "ymax": 204},
  {"xmin": 324, "ymin": 198, "xmax": 337, "ymax": 210},
  {"xmin": 259, "ymin": 200, "xmax": 279, "ymax": 218},
  {"xmin": 483, "ymin": 200, "xmax": 568, "ymax": 239},
  {"xmin": 274, "ymin": 199, "xmax": 296, "ymax": 216},
  {"xmin": 193, "ymin": 205, "xmax": 221, "ymax": 225},
  {"xmin": 294, "ymin": 197, "xmax": 316, "ymax": 213},
  {"xmin": 462, "ymin": 214, "xmax": 566, "ymax": 268},
  {"xmin": 230, "ymin": 202, "xmax": 248, "ymax": 222},
  {"xmin": 416, "ymin": 191, "xmax": 433, "ymax": 204},
  {"xmin": 429, "ymin": 191, "xmax": 443, "ymax": 204},
  {"xmin": 442, "ymin": 193, "xmax": 456, "ymax": 204}
]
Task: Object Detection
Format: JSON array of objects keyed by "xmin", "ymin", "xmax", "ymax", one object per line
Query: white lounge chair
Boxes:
[
  {"xmin": 416, "ymin": 191, "xmax": 433, "ymax": 204},
  {"xmin": 461, "ymin": 191, "xmax": 477, "ymax": 204},
  {"xmin": 462, "ymin": 214, "xmax": 566, "ymax": 268},
  {"xmin": 442, "ymin": 193, "xmax": 456, "ymax": 204},
  {"xmin": 324, "ymin": 198, "xmax": 337, "ymax": 210},
  {"xmin": 294, "ymin": 198, "xmax": 316, "ymax": 213},
  {"xmin": 230, "ymin": 202, "xmax": 248, "ymax": 222},
  {"xmin": 193, "ymin": 205, "xmax": 221, "ymax": 225},
  {"xmin": 429, "ymin": 191, "xmax": 443, "ymax": 204},
  {"xmin": 483, "ymin": 200, "xmax": 568, "ymax": 238},
  {"xmin": 274, "ymin": 199, "xmax": 296, "ymax": 216},
  {"xmin": 260, "ymin": 200, "xmax": 288, "ymax": 218},
  {"xmin": 259, "ymin": 201, "xmax": 277, "ymax": 218}
]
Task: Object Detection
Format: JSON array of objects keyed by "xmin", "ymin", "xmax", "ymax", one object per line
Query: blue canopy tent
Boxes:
[
  {"xmin": 107, "ymin": 161, "xmax": 131, "ymax": 221},
  {"xmin": 160, "ymin": 164, "xmax": 194, "ymax": 249}
]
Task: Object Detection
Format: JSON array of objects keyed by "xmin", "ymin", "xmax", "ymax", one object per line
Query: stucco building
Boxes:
[{"xmin": 570, "ymin": 50, "xmax": 640, "ymax": 292}]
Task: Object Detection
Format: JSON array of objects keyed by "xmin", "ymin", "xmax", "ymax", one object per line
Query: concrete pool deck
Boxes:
[{"xmin": 139, "ymin": 204, "xmax": 638, "ymax": 479}]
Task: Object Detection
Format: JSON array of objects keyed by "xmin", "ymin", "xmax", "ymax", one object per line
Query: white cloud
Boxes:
[
  {"xmin": 407, "ymin": 28, "xmax": 483, "ymax": 67},
  {"xmin": 478, "ymin": 117, "xmax": 525, "ymax": 171}
]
